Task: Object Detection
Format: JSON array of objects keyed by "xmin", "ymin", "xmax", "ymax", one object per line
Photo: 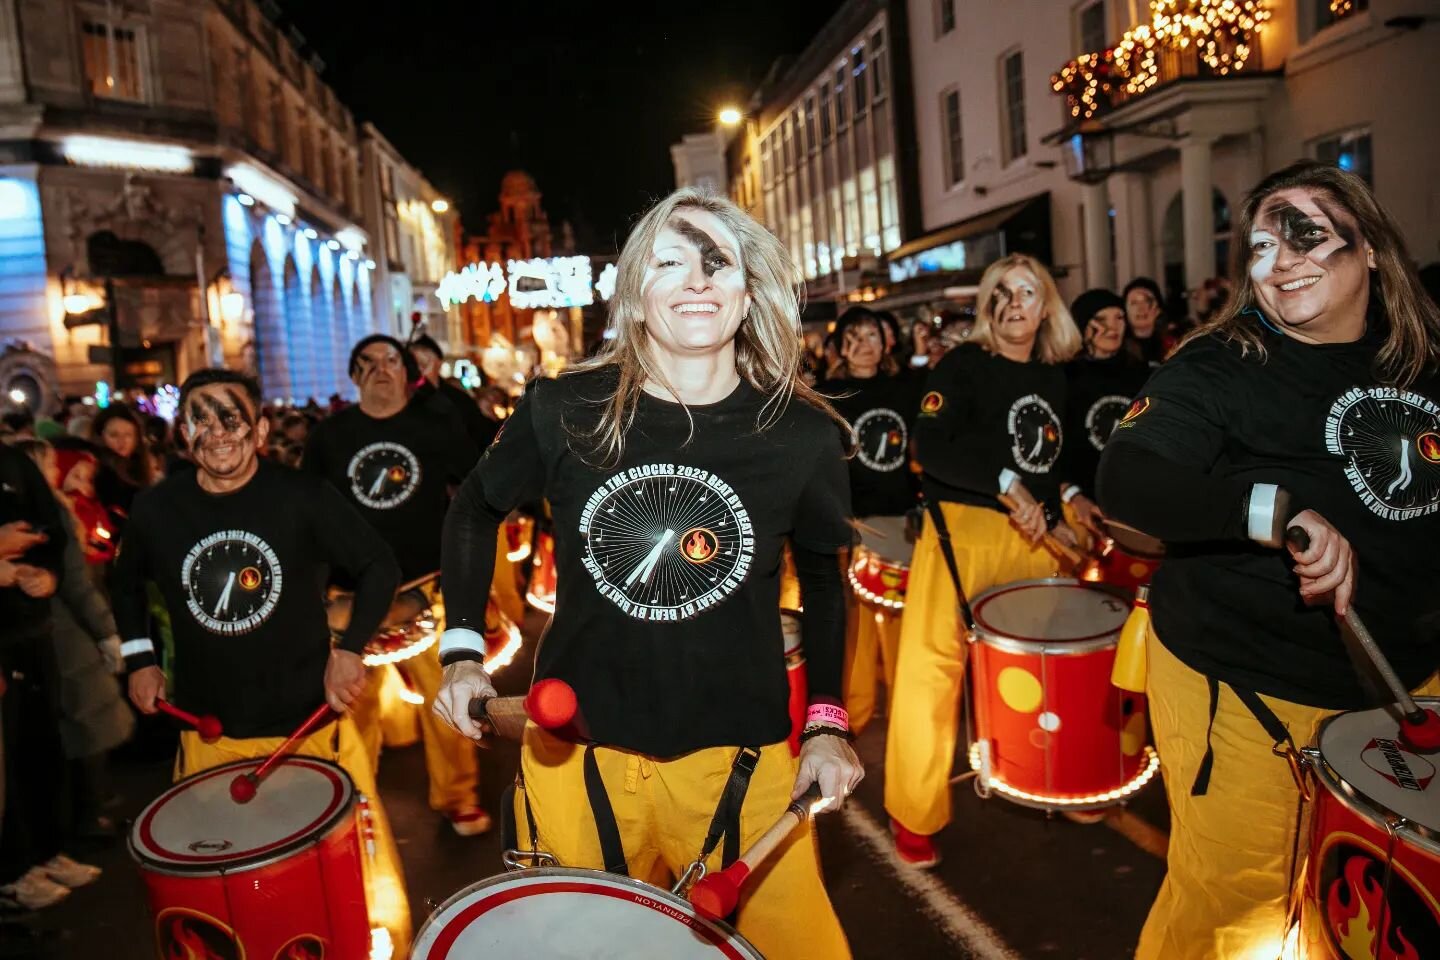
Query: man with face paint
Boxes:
[
  {"xmin": 111, "ymin": 368, "xmax": 412, "ymax": 947},
  {"xmin": 305, "ymin": 334, "xmax": 490, "ymax": 835},
  {"xmin": 1098, "ymin": 161, "xmax": 1440, "ymax": 959}
]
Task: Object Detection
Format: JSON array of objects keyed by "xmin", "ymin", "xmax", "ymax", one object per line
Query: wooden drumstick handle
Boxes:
[
  {"xmin": 690, "ymin": 785, "xmax": 826, "ymax": 920},
  {"xmin": 998, "ymin": 493, "xmax": 1086, "ymax": 570},
  {"xmin": 466, "ymin": 695, "xmax": 530, "ymax": 741}
]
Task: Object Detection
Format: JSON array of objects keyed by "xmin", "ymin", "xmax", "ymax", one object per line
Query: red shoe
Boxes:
[
  {"xmin": 890, "ymin": 818, "xmax": 940, "ymax": 868},
  {"xmin": 448, "ymin": 806, "xmax": 493, "ymax": 837}
]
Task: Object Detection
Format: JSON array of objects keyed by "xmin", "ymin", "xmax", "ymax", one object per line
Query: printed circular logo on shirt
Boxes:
[
  {"xmin": 920, "ymin": 391, "xmax": 944, "ymax": 415},
  {"xmin": 181, "ymin": 530, "xmax": 283, "ymax": 636},
  {"xmin": 1325, "ymin": 386, "xmax": 1440, "ymax": 521},
  {"xmin": 346, "ymin": 441, "xmax": 421, "ymax": 510},
  {"xmin": 852, "ymin": 408, "xmax": 908, "ymax": 472},
  {"xmin": 1085, "ymin": 394, "xmax": 1133, "ymax": 452},
  {"xmin": 579, "ymin": 463, "xmax": 755, "ymax": 622},
  {"xmin": 1008, "ymin": 394, "xmax": 1063, "ymax": 474}
]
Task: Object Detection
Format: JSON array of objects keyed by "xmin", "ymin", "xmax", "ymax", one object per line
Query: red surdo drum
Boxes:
[
  {"xmin": 411, "ymin": 868, "xmax": 764, "ymax": 959},
  {"xmin": 1095, "ymin": 520, "xmax": 1164, "ymax": 591},
  {"xmin": 129, "ymin": 757, "xmax": 370, "ymax": 960},
  {"xmin": 780, "ymin": 609, "xmax": 807, "ymax": 756},
  {"xmin": 527, "ymin": 530, "xmax": 557, "ymax": 614},
  {"xmin": 847, "ymin": 515, "xmax": 912, "ymax": 610},
  {"xmin": 1300, "ymin": 700, "xmax": 1440, "ymax": 960},
  {"xmin": 967, "ymin": 578, "xmax": 1158, "ymax": 811}
]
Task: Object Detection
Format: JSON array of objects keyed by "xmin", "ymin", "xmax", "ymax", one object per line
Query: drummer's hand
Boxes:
[
  {"xmin": 1068, "ymin": 493, "xmax": 1107, "ymax": 539},
  {"xmin": 1050, "ymin": 524, "xmax": 1079, "ymax": 549},
  {"xmin": 792, "ymin": 733, "xmax": 864, "ymax": 813},
  {"xmin": 1285, "ymin": 509, "xmax": 1357, "ymax": 617},
  {"xmin": 433, "ymin": 660, "xmax": 498, "ymax": 741},
  {"xmin": 323, "ymin": 649, "xmax": 368, "ymax": 713},
  {"xmin": 128, "ymin": 665, "xmax": 165, "ymax": 714},
  {"xmin": 1004, "ymin": 481, "xmax": 1047, "ymax": 544}
]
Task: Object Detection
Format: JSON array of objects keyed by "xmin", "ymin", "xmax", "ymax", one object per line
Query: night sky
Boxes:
[{"xmin": 277, "ymin": 0, "xmax": 844, "ymax": 254}]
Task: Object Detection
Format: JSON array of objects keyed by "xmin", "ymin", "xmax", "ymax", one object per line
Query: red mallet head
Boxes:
[
  {"xmin": 229, "ymin": 773, "xmax": 258, "ymax": 804},
  {"xmin": 525, "ymin": 678, "xmax": 578, "ymax": 730},
  {"xmin": 197, "ymin": 715, "xmax": 224, "ymax": 742},
  {"xmin": 689, "ymin": 862, "xmax": 751, "ymax": 922},
  {"xmin": 1401, "ymin": 709, "xmax": 1440, "ymax": 752}
]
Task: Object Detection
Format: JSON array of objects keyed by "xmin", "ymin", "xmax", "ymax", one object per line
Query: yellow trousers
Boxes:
[
  {"xmin": 779, "ymin": 542, "xmax": 802, "ymax": 612},
  {"xmin": 1139, "ymin": 626, "xmax": 1439, "ymax": 960},
  {"xmin": 516, "ymin": 727, "xmax": 851, "ymax": 960},
  {"xmin": 176, "ymin": 720, "xmax": 412, "ymax": 956},
  {"xmin": 883, "ymin": 503, "xmax": 1056, "ymax": 835},
  {"xmin": 842, "ymin": 598, "xmax": 902, "ymax": 735}
]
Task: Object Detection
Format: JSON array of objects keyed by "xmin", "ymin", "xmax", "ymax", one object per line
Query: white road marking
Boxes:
[{"xmin": 839, "ymin": 804, "xmax": 1024, "ymax": 960}]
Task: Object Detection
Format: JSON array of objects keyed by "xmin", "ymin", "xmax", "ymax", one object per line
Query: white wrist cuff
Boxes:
[
  {"xmin": 439, "ymin": 627, "xmax": 486, "ymax": 658},
  {"xmin": 120, "ymin": 638, "xmax": 154, "ymax": 658},
  {"xmin": 998, "ymin": 468, "xmax": 1019, "ymax": 494},
  {"xmin": 1247, "ymin": 483, "xmax": 1281, "ymax": 544},
  {"xmin": 1061, "ymin": 486, "xmax": 1082, "ymax": 504}
]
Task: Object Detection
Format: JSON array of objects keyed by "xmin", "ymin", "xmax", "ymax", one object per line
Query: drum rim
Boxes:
[
  {"xmin": 971, "ymin": 577, "xmax": 1130, "ymax": 655},
  {"xmin": 851, "ymin": 543, "xmax": 911, "ymax": 573},
  {"xmin": 128, "ymin": 757, "xmax": 356, "ymax": 876},
  {"xmin": 410, "ymin": 866, "xmax": 765, "ymax": 959},
  {"xmin": 1312, "ymin": 700, "xmax": 1440, "ymax": 858}
]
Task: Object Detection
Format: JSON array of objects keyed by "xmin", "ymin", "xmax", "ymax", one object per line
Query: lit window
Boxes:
[
  {"xmin": 1001, "ymin": 50, "xmax": 1028, "ymax": 164},
  {"xmin": 943, "ymin": 89, "xmax": 965, "ymax": 187},
  {"xmin": 1077, "ymin": 1, "xmax": 1107, "ymax": 55},
  {"xmin": 80, "ymin": 20, "xmax": 145, "ymax": 102},
  {"xmin": 1312, "ymin": 0, "xmax": 1368, "ymax": 34},
  {"xmin": 1314, "ymin": 129, "xmax": 1372, "ymax": 186}
]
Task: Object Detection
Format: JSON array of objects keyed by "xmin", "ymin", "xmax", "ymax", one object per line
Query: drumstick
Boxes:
[
  {"xmin": 997, "ymin": 493, "xmax": 1086, "ymax": 570},
  {"xmin": 465, "ymin": 678, "xmax": 587, "ymax": 741},
  {"xmin": 230, "ymin": 704, "xmax": 336, "ymax": 804},
  {"xmin": 156, "ymin": 699, "xmax": 223, "ymax": 741},
  {"xmin": 394, "ymin": 570, "xmax": 440, "ymax": 596},
  {"xmin": 1285, "ymin": 526, "xmax": 1440, "ymax": 750},
  {"xmin": 689, "ymin": 785, "xmax": 830, "ymax": 921}
]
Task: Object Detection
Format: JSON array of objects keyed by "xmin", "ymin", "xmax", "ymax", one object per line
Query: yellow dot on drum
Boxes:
[
  {"xmin": 997, "ymin": 667, "xmax": 1043, "ymax": 714},
  {"xmin": 1129, "ymin": 562, "xmax": 1148, "ymax": 578},
  {"xmin": 1121, "ymin": 712, "xmax": 1147, "ymax": 757}
]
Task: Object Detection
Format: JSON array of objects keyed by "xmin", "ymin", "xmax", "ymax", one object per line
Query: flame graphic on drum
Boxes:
[
  {"xmin": 277, "ymin": 935, "xmax": 325, "ymax": 960},
  {"xmin": 1327, "ymin": 854, "xmax": 1421, "ymax": 960},
  {"xmin": 682, "ymin": 529, "xmax": 715, "ymax": 563},
  {"xmin": 160, "ymin": 914, "xmax": 240, "ymax": 960}
]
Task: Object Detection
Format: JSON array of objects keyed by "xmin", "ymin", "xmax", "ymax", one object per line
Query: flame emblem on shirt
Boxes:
[
  {"xmin": 387, "ymin": 465, "xmax": 408, "ymax": 483},
  {"xmin": 1419, "ymin": 432, "xmax": 1440, "ymax": 464},
  {"xmin": 681, "ymin": 527, "xmax": 718, "ymax": 564},
  {"xmin": 1119, "ymin": 397, "xmax": 1151, "ymax": 426},
  {"xmin": 237, "ymin": 566, "xmax": 262, "ymax": 591},
  {"xmin": 920, "ymin": 391, "xmax": 944, "ymax": 414}
]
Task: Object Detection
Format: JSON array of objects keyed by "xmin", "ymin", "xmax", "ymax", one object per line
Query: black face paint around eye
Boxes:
[
  {"xmin": 673, "ymin": 218, "xmax": 731, "ymax": 278},
  {"xmin": 1263, "ymin": 201, "xmax": 1342, "ymax": 257},
  {"xmin": 1313, "ymin": 196, "xmax": 1361, "ymax": 252},
  {"xmin": 222, "ymin": 387, "xmax": 256, "ymax": 426}
]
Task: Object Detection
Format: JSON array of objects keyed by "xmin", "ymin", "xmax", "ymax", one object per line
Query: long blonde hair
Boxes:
[
  {"xmin": 570, "ymin": 188, "xmax": 850, "ymax": 465},
  {"xmin": 968, "ymin": 253, "xmax": 1080, "ymax": 364},
  {"xmin": 1186, "ymin": 161, "xmax": 1440, "ymax": 386}
]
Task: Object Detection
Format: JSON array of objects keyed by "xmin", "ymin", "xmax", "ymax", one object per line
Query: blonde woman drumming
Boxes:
[
  {"xmin": 433, "ymin": 188, "xmax": 860, "ymax": 958},
  {"xmin": 884, "ymin": 253, "xmax": 1081, "ymax": 867}
]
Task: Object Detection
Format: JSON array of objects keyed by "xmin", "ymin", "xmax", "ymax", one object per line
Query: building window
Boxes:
[
  {"xmin": 942, "ymin": 88, "xmax": 964, "ymax": 187},
  {"xmin": 1312, "ymin": 0, "xmax": 1368, "ymax": 34},
  {"xmin": 1314, "ymin": 128, "xmax": 1372, "ymax": 186},
  {"xmin": 1076, "ymin": 1, "xmax": 1107, "ymax": 55},
  {"xmin": 819, "ymin": 85, "xmax": 833, "ymax": 141},
  {"xmin": 270, "ymin": 82, "xmax": 287, "ymax": 161},
  {"xmin": 937, "ymin": 0, "xmax": 956, "ymax": 36},
  {"xmin": 834, "ymin": 67, "xmax": 848, "ymax": 129},
  {"xmin": 80, "ymin": 20, "xmax": 145, "ymax": 102},
  {"xmin": 871, "ymin": 28, "xmax": 888, "ymax": 100},
  {"xmin": 1001, "ymin": 50, "xmax": 1028, "ymax": 164},
  {"xmin": 804, "ymin": 98, "xmax": 818, "ymax": 153},
  {"xmin": 852, "ymin": 45, "xmax": 869, "ymax": 118}
]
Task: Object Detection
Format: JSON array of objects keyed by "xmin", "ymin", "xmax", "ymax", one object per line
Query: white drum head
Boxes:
[
  {"xmin": 412, "ymin": 868, "xmax": 764, "ymax": 959},
  {"xmin": 130, "ymin": 757, "xmax": 354, "ymax": 874},
  {"xmin": 854, "ymin": 515, "xmax": 913, "ymax": 565},
  {"xmin": 1319, "ymin": 700, "xmax": 1440, "ymax": 838},
  {"xmin": 972, "ymin": 578, "xmax": 1130, "ymax": 654}
]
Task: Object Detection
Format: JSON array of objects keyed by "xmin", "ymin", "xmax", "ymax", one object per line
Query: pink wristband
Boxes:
[{"xmin": 806, "ymin": 703, "xmax": 849, "ymax": 732}]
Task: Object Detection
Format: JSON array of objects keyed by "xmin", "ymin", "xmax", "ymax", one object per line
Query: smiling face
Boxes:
[
  {"xmin": 1086, "ymin": 306, "xmax": 1127, "ymax": 359},
  {"xmin": 989, "ymin": 266, "xmax": 1046, "ymax": 357},
  {"xmin": 641, "ymin": 208, "xmax": 751, "ymax": 359},
  {"xmin": 1248, "ymin": 187, "xmax": 1373, "ymax": 339},
  {"xmin": 1125, "ymin": 288, "xmax": 1159, "ymax": 339},
  {"xmin": 181, "ymin": 384, "xmax": 267, "ymax": 483},
  {"xmin": 841, "ymin": 320, "xmax": 884, "ymax": 376},
  {"xmin": 101, "ymin": 416, "xmax": 138, "ymax": 460},
  {"xmin": 352, "ymin": 341, "xmax": 409, "ymax": 407}
]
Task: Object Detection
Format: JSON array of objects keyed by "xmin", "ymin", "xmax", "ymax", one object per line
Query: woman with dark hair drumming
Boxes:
[{"xmin": 1098, "ymin": 161, "xmax": 1440, "ymax": 958}]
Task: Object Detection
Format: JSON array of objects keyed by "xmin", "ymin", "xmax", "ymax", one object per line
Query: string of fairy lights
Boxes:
[{"xmin": 1051, "ymin": 0, "xmax": 1296, "ymax": 121}]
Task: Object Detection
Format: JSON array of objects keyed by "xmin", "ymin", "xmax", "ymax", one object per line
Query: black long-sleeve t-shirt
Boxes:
[
  {"xmin": 113, "ymin": 460, "xmax": 400, "ymax": 737},
  {"xmin": 1062, "ymin": 352, "xmax": 1153, "ymax": 492},
  {"xmin": 0, "ymin": 445, "xmax": 65, "ymax": 641},
  {"xmin": 1097, "ymin": 326, "xmax": 1440, "ymax": 708},
  {"xmin": 304, "ymin": 399, "xmax": 479, "ymax": 582},
  {"xmin": 414, "ymin": 379, "xmax": 500, "ymax": 453},
  {"xmin": 440, "ymin": 368, "xmax": 854, "ymax": 757},
  {"xmin": 915, "ymin": 344, "xmax": 1068, "ymax": 517},
  {"xmin": 821, "ymin": 373, "xmax": 922, "ymax": 519}
]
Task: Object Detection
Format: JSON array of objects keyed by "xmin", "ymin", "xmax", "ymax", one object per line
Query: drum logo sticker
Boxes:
[
  {"xmin": 1361, "ymin": 738, "xmax": 1436, "ymax": 791},
  {"xmin": 920, "ymin": 391, "xmax": 944, "ymax": 415},
  {"xmin": 186, "ymin": 838, "xmax": 234, "ymax": 853},
  {"xmin": 1085, "ymin": 394, "xmax": 1133, "ymax": 452},
  {"xmin": 156, "ymin": 908, "xmax": 241, "ymax": 960},
  {"xmin": 1007, "ymin": 394, "xmax": 1063, "ymax": 474},
  {"xmin": 1320, "ymin": 838, "xmax": 1440, "ymax": 959},
  {"xmin": 182, "ymin": 530, "xmax": 283, "ymax": 636},
  {"xmin": 1325, "ymin": 386, "xmax": 1440, "ymax": 521},
  {"xmin": 346, "ymin": 441, "xmax": 422, "ymax": 511},
  {"xmin": 579, "ymin": 463, "xmax": 755, "ymax": 622},
  {"xmin": 852, "ymin": 407, "xmax": 908, "ymax": 472}
]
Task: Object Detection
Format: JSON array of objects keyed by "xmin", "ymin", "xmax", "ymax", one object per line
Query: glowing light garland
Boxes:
[
  {"xmin": 362, "ymin": 617, "xmax": 438, "ymax": 667},
  {"xmin": 846, "ymin": 562, "xmax": 906, "ymax": 610},
  {"xmin": 967, "ymin": 742, "xmax": 1161, "ymax": 809},
  {"xmin": 1051, "ymin": 0, "xmax": 1271, "ymax": 119},
  {"xmin": 483, "ymin": 620, "xmax": 524, "ymax": 673}
]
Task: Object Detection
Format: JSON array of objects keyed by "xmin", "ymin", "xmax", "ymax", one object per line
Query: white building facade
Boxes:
[
  {"xmin": 670, "ymin": 130, "xmax": 729, "ymax": 194},
  {"xmin": 903, "ymin": 0, "xmax": 1440, "ymax": 309}
]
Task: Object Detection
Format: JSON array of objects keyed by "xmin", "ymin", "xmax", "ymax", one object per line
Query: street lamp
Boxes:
[
  {"xmin": 718, "ymin": 107, "xmax": 742, "ymax": 126},
  {"xmin": 1061, "ymin": 122, "xmax": 1115, "ymax": 185},
  {"xmin": 431, "ymin": 198, "xmax": 450, "ymax": 214}
]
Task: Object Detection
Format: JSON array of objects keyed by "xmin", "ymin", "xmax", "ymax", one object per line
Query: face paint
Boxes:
[
  {"xmin": 672, "ymin": 217, "xmax": 734, "ymax": 278},
  {"xmin": 1249, "ymin": 193, "xmax": 1357, "ymax": 283},
  {"xmin": 1248, "ymin": 187, "xmax": 1371, "ymax": 340},
  {"xmin": 185, "ymin": 389, "xmax": 253, "ymax": 453}
]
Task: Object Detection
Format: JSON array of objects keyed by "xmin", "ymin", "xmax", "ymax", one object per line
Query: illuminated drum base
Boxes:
[
  {"xmin": 525, "ymin": 589, "xmax": 556, "ymax": 615},
  {"xmin": 363, "ymin": 617, "xmax": 438, "ymax": 667},
  {"xmin": 845, "ymin": 564, "xmax": 906, "ymax": 610},
  {"xmin": 966, "ymin": 743, "xmax": 1161, "ymax": 812}
]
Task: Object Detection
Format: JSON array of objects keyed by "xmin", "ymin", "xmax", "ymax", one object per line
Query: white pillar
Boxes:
[
  {"xmin": 1180, "ymin": 136, "xmax": 1216, "ymax": 300},
  {"xmin": 1127, "ymin": 172, "xmax": 1156, "ymax": 282},
  {"xmin": 1082, "ymin": 180, "xmax": 1114, "ymax": 291}
]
